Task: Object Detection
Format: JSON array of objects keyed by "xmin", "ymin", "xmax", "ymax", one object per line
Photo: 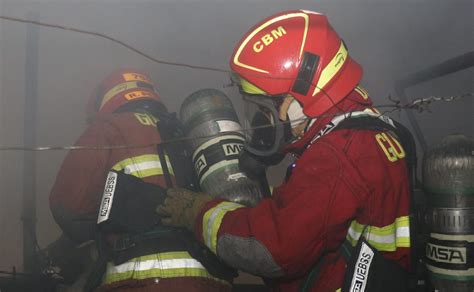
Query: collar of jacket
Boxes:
[{"xmin": 284, "ymin": 87, "xmax": 373, "ymax": 155}]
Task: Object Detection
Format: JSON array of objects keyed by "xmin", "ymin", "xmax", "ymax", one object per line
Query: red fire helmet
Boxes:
[
  {"xmin": 230, "ymin": 10, "xmax": 363, "ymax": 118},
  {"xmin": 87, "ymin": 68, "xmax": 161, "ymax": 116}
]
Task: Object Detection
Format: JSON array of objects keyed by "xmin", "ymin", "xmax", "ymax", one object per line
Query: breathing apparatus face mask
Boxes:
[
  {"xmin": 231, "ymin": 73, "xmax": 312, "ymax": 160},
  {"xmin": 242, "ymin": 94, "xmax": 295, "ymax": 158}
]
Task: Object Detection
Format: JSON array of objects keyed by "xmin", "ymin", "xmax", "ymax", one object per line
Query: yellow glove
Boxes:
[{"xmin": 156, "ymin": 188, "xmax": 213, "ymax": 230}]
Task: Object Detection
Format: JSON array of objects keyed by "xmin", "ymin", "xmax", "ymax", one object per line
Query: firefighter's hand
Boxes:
[{"xmin": 156, "ymin": 188, "xmax": 213, "ymax": 230}]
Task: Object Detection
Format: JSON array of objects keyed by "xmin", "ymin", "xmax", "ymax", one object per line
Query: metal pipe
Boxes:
[
  {"xmin": 394, "ymin": 51, "xmax": 474, "ymax": 153},
  {"xmin": 22, "ymin": 12, "xmax": 39, "ymax": 273}
]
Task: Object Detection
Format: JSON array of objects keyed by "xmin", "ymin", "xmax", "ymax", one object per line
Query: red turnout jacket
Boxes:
[
  {"xmin": 193, "ymin": 87, "xmax": 411, "ymax": 291},
  {"xmin": 50, "ymin": 111, "xmax": 231, "ymax": 291}
]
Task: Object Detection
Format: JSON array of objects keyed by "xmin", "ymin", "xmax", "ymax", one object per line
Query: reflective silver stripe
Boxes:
[
  {"xmin": 348, "ymin": 226, "xmax": 410, "ymax": 244},
  {"xmin": 346, "ymin": 216, "xmax": 411, "ymax": 251},
  {"xmin": 112, "ymin": 154, "xmax": 174, "ymax": 178},
  {"xmin": 107, "ymin": 258, "xmax": 206, "ymax": 275},
  {"xmin": 203, "ymin": 202, "xmax": 245, "ymax": 253},
  {"xmin": 103, "ymin": 251, "xmax": 231, "ymax": 285},
  {"xmin": 123, "ymin": 160, "xmax": 160, "ymax": 174}
]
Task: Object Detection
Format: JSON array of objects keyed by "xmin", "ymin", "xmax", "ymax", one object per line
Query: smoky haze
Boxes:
[{"xmin": 0, "ymin": 0, "xmax": 473, "ymax": 271}]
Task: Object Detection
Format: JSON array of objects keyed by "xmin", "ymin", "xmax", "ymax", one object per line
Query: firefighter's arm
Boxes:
[
  {"xmin": 200, "ymin": 142, "xmax": 368, "ymax": 278},
  {"xmin": 49, "ymin": 122, "xmax": 111, "ymax": 243},
  {"xmin": 159, "ymin": 142, "xmax": 369, "ymax": 279}
]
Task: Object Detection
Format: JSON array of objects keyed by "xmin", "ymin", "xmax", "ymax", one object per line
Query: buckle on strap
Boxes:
[{"xmin": 114, "ymin": 235, "xmax": 136, "ymax": 251}]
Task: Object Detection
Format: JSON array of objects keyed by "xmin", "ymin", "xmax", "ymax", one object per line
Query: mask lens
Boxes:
[{"xmin": 243, "ymin": 96, "xmax": 279, "ymax": 153}]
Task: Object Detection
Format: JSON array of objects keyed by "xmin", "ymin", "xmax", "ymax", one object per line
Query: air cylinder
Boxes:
[
  {"xmin": 423, "ymin": 134, "xmax": 474, "ymax": 291},
  {"xmin": 180, "ymin": 88, "xmax": 262, "ymax": 206}
]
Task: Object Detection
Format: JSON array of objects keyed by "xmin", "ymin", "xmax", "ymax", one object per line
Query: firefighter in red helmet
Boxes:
[
  {"xmin": 49, "ymin": 69, "xmax": 233, "ymax": 291},
  {"xmin": 157, "ymin": 10, "xmax": 412, "ymax": 291}
]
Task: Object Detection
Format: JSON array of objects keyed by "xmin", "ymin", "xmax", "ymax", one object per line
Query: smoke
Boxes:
[{"xmin": 0, "ymin": 0, "xmax": 472, "ymax": 271}]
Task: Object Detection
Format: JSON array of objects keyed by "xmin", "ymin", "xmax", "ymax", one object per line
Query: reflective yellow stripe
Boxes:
[
  {"xmin": 240, "ymin": 78, "xmax": 267, "ymax": 95},
  {"xmin": 122, "ymin": 72, "xmax": 152, "ymax": 83},
  {"xmin": 346, "ymin": 216, "xmax": 410, "ymax": 251},
  {"xmin": 336, "ymin": 289, "xmax": 342, "ymax": 292},
  {"xmin": 363, "ymin": 107, "xmax": 381, "ymax": 114},
  {"xmin": 312, "ymin": 42, "xmax": 348, "ymax": 96},
  {"xmin": 112, "ymin": 154, "xmax": 174, "ymax": 178},
  {"xmin": 100, "ymin": 81, "xmax": 143, "ymax": 109},
  {"xmin": 354, "ymin": 85, "xmax": 369, "ymax": 100},
  {"xmin": 103, "ymin": 251, "xmax": 230, "ymax": 285},
  {"xmin": 233, "ymin": 12, "xmax": 309, "ymax": 73},
  {"xmin": 203, "ymin": 202, "xmax": 245, "ymax": 253}
]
